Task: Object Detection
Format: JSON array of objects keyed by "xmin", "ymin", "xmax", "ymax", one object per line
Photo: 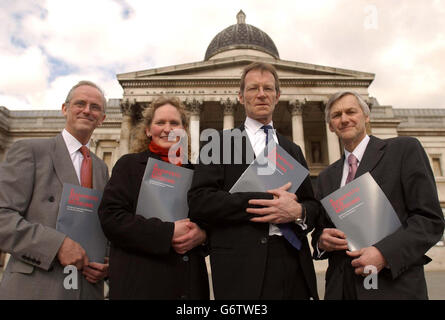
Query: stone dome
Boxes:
[{"xmin": 204, "ymin": 10, "xmax": 280, "ymax": 61}]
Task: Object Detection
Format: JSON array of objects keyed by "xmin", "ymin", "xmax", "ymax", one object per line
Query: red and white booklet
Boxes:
[
  {"xmin": 56, "ymin": 183, "xmax": 107, "ymax": 263},
  {"xmin": 320, "ymin": 172, "xmax": 402, "ymax": 251},
  {"xmin": 135, "ymin": 158, "xmax": 193, "ymax": 222},
  {"xmin": 229, "ymin": 143, "xmax": 309, "ymax": 194}
]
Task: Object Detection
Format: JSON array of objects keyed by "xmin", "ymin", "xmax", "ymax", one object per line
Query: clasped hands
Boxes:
[
  {"xmin": 172, "ymin": 218, "xmax": 207, "ymax": 255},
  {"xmin": 318, "ymin": 228, "xmax": 388, "ymax": 275},
  {"xmin": 57, "ymin": 237, "xmax": 109, "ymax": 284},
  {"xmin": 246, "ymin": 182, "xmax": 303, "ymax": 224}
]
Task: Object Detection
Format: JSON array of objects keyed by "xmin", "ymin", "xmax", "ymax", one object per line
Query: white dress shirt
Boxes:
[
  {"xmin": 61, "ymin": 129, "xmax": 91, "ymax": 185},
  {"xmin": 244, "ymin": 117, "xmax": 306, "ymax": 236},
  {"xmin": 340, "ymin": 135, "xmax": 370, "ymax": 187}
]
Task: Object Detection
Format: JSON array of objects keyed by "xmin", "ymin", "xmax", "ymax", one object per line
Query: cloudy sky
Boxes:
[{"xmin": 1, "ymin": 0, "xmax": 444, "ymax": 110}]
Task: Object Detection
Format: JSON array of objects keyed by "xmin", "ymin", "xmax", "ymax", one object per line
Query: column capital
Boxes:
[
  {"xmin": 185, "ymin": 98, "xmax": 204, "ymax": 115},
  {"xmin": 119, "ymin": 99, "xmax": 133, "ymax": 116},
  {"xmin": 120, "ymin": 99, "xmax": 145, "ymax": 122},
  {"xmin": 318, "ymin": 99, "xmax": 329, "ymax": 113},
  {"xmin": 220, "ymin": 97, "xmax": 237, "ymax": 115},
  {"xmin": 90, "ymin": 139, "xmax": 98, "ymax": 148},
  {"xmin": 365, "ymin": 97, "xmax": 376, "ymax": 109},
  {"xmin": 287, "ymin": 98, "xmax": 306, "ymax": 116}
]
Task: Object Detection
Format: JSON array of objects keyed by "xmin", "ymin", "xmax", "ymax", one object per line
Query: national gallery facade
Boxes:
[{"xmin": 1, "ymin": 11, "xmax": 444, "ymax": 221}]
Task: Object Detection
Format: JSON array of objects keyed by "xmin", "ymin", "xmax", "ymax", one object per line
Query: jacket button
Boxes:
[
  {"xmin": 182, "ymin": 255, "xmax": 189, "ymax": 262},
  {"xmin": 261, "ymin": 237, "xmax": 268, "ymax": 244},
  {"xmin": 48, "ymin": 196, "xmax": 55, "ymax": 202}
]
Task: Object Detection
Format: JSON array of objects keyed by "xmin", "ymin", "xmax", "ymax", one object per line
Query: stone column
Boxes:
[
  {"xmin": 287, "ymin": 99, "xmax": 306, "ymax": 157},
  {"xmin": 185, "ymin": 98, "xmax": 203, "ymax": 163},
  {"xmin": 323, "ymin": 102, "xmax": 342, "ymax": 164},
  {"xmin": 325, "ymin": 123, "xmax": 341, "ymax": 164},
  {"xmin": 119, "ymin": 100, "xmax": 133, "ymax": 157},
  {"xmin": 90, "ymin": 139, "xmax": 98, "ymax": 154},
  {"xmin": 220, "ymin": 97, "xmax": 236, "ymax": 130}
]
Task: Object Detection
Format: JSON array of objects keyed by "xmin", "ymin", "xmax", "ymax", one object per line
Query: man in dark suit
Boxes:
[
  {"xmin": 0, "ymin": 81, "xmax": 109, "ymax": 299},
  {"xmin": 188, "ymin": 62, "xmax": 319, "ymax": 299},
  {"xmin": 313, "ymin": 91, "xmax": 445, "ymax": 299}
]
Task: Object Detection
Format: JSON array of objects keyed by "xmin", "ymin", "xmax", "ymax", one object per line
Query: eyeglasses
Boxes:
[
  {"xmin": 71, "ymin": 100, "xmax": 104, "ymax": 113},
  {"xmin": 245, "ymin": 85, "xmax": 276, "ymax": 96}
]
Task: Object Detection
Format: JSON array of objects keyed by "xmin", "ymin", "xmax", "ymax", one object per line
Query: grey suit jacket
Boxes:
[{"xmin": 0, "ymin": 133, "xmax": 109, "ymax": 299}]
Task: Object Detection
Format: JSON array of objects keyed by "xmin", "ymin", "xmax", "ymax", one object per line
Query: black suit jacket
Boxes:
[
  {"xmin": 188, "ymin": 125, "xmax": 319, "ymax": 299},
  {"xmin": 98, "ymin": 150, "xmax": 209, "ymax": 300},
  {"xmin": 313, "ymin": 135, "xmax": 445, "ymax": 299}
]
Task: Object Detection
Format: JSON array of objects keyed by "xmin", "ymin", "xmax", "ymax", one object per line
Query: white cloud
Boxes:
[
  {"xmin": 0, "ymin": 46, "xmax": 49, "ymax": 107},
  {"xmin": 1, "ymin": 0, "xmax": 445, "ymax": 109}
]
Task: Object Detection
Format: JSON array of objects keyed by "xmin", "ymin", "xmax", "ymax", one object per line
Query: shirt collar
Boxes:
[
  {"xmin": 62, "ymin": 129, "xmax": 90, "ymax": 155},
  {"xmin": 344, "ymin": 135, "xmax": 370, "ymax": 163},
  {"xmin": 244, "ymin": 116, "xmax": 274, "ymax": 134}
]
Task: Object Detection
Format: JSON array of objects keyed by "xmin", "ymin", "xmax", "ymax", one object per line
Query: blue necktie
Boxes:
[{"xmin": 260, "ymin": 125, "xmax": 302, "ymax": 250}]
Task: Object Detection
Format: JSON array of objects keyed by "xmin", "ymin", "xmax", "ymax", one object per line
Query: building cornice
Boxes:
[
  {"xmin": 119, "ymin": 78, "xmax": 373, "ymax": 89},
  {"xmin": 370, "ymin": 119, "xmax": 402, "ymax": 128},
  {"xmin": 397, "ymin": 128, "xmax": 445, "ymax": 137}
]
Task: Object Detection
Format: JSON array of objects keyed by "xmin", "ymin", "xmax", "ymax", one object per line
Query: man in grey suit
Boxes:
[{"xmin": 0, "ymin": 80, "xmax": 109, "ymax": 299}]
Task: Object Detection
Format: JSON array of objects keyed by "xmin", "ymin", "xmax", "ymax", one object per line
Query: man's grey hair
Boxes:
[
  {"xmin": 64, "ymin": 80, "xmax": 107, "ymax": 111},
  {"xmin": 324, "ymin": 91, "xmax": 370, "ymax": 123}
]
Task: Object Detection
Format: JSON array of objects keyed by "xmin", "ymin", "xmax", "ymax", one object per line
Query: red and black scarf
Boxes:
[{"xmin": 148, "ymin": 141, "xmax": 182, "ymax": 166}]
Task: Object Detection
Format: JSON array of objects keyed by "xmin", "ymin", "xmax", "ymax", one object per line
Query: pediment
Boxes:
[{"xmin": 117, "ymin": 55, "xmax": 374, "ymax": 82}]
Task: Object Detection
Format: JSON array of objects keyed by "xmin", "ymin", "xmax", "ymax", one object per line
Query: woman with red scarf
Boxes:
[{"xmin": 98, "ymin": 97, "xmax": 209, "ymax": 299}]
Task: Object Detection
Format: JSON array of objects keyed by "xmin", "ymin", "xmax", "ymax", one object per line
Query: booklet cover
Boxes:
[
  {"xmin": 135, "ymin": 158, "xmax": 193, "ymax": 222},
  {"xmin": 56, "ymin": 183, "xmax": 107, "ymax": 263},
  {"xmin": 229, "ymin": 143, "xmax": 309, "ymax": 194},
  {"xmin": 320, "ymin": 172, "xmax": 402, "ymax": 251}
]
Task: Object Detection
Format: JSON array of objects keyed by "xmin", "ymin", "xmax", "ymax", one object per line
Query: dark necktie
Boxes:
[
  {"xmin": 260, "ymin": 125, "xmax": 273, "ymax": 147},
  {"xmin": 260, "ymin": 125, "xmax": 302, "ymax": 250},
  {"xmin": 79, "ymin": 146, "xmax": 92, "ymax": 188},
  {"xmin": 345, "ymin": 154, "xmax": 358, "ymax": 184}
]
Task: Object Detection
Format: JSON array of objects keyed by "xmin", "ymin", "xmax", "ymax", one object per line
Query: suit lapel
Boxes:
[
  {"xmin": 355, "ymin": 135, "xmax": 386, "ymax": 178},
  {"xmin": 92, "ymin": 155, "xmax": 104, "ymax": 190},
  {"xmin": 51, "ymin": 133, "xmax": 79, "ymax": 186},
  {"xmin": 328, "ymin": 157, "xmax": 344, "ymax": 192}
]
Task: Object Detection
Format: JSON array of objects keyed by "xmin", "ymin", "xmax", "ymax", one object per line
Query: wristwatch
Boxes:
[{"xmin": 294, "ymin": 203, "xmax": 306, "ymax": 225}]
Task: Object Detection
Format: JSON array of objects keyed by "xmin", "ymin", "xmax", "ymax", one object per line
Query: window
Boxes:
[
  {"xmin": 437, "ymin": 209, "xmax": 445, "ymax": 247},
  {"xmin": 432, "ymin": 157, "xmax": 443, "ymax": 177},
  {"xmin": 103, "ymin": 152, "xmax": 112, "ymax": 169}
]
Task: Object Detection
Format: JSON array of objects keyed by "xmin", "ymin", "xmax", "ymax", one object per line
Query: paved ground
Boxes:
[
  {"xmin": 1, "ymin": 267, "xmax": 443, "ymax": 300},
  {"xmin": 316, "ymin": 271, "xmax": 445, "ymax": 300}
]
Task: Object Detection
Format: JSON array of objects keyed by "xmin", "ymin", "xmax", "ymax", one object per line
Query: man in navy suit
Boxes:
[
  {"xmin": 313, "ymin": 91, "xmax": 444, "ymax": 299},
  {"xmin": 188, "ymin": 62, "xmax": 319, "ymax": 300}
]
